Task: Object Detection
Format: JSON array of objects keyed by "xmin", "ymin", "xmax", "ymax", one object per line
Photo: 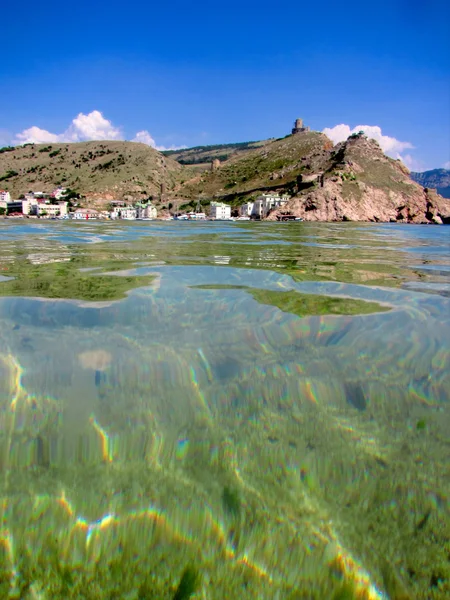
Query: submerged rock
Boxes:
[{"xmin": 344, "ymin": 382, "xmax": 367, "ymax": 411}]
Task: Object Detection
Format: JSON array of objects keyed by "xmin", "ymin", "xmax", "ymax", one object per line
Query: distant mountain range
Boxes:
[{"xmin": 411, "ymin": 169, "xmax": 450, "ymax": 198}]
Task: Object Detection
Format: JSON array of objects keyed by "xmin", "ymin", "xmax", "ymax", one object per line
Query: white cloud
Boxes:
[
  {"xmin": 132, "ymin": 129, "xmax": 186, "ymax": 151},
  {"xmin": 322, "ymin": 123, "xmax": 414, "ymax": 155},
  {"xmin": 12, "ymin": 110, "xmax": 186, "ymax": 150},
  {"xmin": 443, "ymin": 161, "xmax": 450, "ymax": 169},
  {"xmin": 13, "ymin": 112, "xmax": 185, "ymax": 151},
  {"xmin": 322, "ymin": 123, "xmax": 419, "ymax": 170},
  {"xmin": 132, "ymin": 130, "xmax": 158, "ymax": 147},
  {"xmin": 399, "ymin": 153, "xmax": 426, "ymax": 172},
  {"xmin": 14, "ymin": 110, "xmax": 122, "ymax": 145},
  {"xmin": 14, "ymin": 125, "xmax": 61, "ymax": 145},
  {"xmin": 68, "ymin": 110, "xmax": 122, "ymax": 141}
]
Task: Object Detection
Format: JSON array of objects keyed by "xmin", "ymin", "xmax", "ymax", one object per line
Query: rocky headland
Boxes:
[{"xmin": 266, "ymin": 134, "xmax": 450, "ymax": 224}]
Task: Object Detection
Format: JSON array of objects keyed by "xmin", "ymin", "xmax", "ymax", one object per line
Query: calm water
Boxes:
[{"xmin": 0, "ymin": 220, "xmax": 449, "ymax": 599}]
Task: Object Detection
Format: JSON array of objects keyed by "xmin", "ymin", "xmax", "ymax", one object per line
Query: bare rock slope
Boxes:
[{"xmin": 267, "ymin": 134, "xmax": 450, "ymax": 223}]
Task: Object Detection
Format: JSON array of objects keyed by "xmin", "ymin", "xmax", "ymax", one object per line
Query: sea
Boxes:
[{"xmin": 0, "ymin": 220, "xmax": 449, "ymax": 599}]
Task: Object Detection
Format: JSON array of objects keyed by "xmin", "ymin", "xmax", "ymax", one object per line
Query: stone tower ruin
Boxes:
[{"xmin": 292, "ymin": 118, "xmax": 310, "ymax": 135}]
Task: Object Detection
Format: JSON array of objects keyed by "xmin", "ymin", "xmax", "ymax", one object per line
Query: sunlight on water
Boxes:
[{"xmin": 0, "ymin": 220, "xmax": 449, "ymax": 598}]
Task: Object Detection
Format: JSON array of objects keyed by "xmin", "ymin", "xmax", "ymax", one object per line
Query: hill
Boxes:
[
  {"xmin": 177, "ymin": 131, "xmax": 332, "ymax": 206},
  {"xmin": 175, "ymin": 131, "xmax": 450, "ymax": 223},
  {"xmin": 161, "ymin": 140, "xmax": 268, "ymax": 168},
  {"xmin": 410, "ymin": 168, "xmax": 450, "ymax": 198},
  {"xmin": 265, "ymin": 133, "xmax": 450, "ymax": 224},
  {"xmin": 0, "ymin": 141, "xmax": 183, "ymax": 206}
]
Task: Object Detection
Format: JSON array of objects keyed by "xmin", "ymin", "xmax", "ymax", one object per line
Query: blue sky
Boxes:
[{"xmin": 1, "ymin": 0, "xmax": 449, "ymax": 171}]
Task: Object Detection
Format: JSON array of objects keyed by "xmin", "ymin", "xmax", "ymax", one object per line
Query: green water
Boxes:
[{"xmin": 0, "ymin": 220, "xmax": 449, "ymax": 599}]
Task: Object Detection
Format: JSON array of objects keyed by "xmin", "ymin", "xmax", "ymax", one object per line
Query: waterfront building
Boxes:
[
  {"xmin": 22, "ymin": 198, "xmax": 39, "ymax": 215},
  {"xmin": 186, "ymin": 211, "xmax": 207, "ymax": 220},
  {"xmin": 111, "ymin": 204, "xmax": 133, "ymax": 219},
  {"xmin": 136, "ymin": 201, "xmax": 157, "ymax": 219},
  {"xmin": 121, "ymin": 206, "xmax": 137, "ymax": 220},
  {"xmin": 210, "ymin": 201, "xmax": 231, "ymax": 220},
  {"xmin": 252, "ymin": 193, "xmax": 289, "ymax": 219},
  {"xmin": 239, "ymin": 202, "xmax": 254, "ymax": 217},
  {"xmin": 38, "ymin": 202, "xmax": 68, "ymax": 217},
  {"xmin": 73, "ymin": 208, "xmax": 100, "ymax": 220},
  {"xmin": 1, "ymin": 196, "xmax": 23, "ymax": 214},
  {"xmin": 0, "ymin": 190, "xmax": 11, "ymax": 206},
  {"xmin": 58, "ymin": 201, "xmax": 69, "ymax": 217},
  {"xmin": 110, "ymin": 204, "xmax": 125, "ymax": 220}
]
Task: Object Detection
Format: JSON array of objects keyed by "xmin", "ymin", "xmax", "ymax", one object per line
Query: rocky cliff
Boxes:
[
  {"xmin": 175, "ymin": 131, "xmax": 450, "ymax": 223},
  {"xmin": 267, "ymin": 134, "xmax": 450, "ymax": 224}
]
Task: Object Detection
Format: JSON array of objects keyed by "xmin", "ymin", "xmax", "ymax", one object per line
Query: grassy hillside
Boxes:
[
  {"xmin": 161, "ymin": 140, "xmax": 269, "ymax": 167},
  {"xmin": 177, "ymin": 131, "xmax": 332, "ymax": 206},
  {"xmin": 0, "ymin": 141, "xmax": 184, "ymax": 205},
  {"xmin": 325, "ymin": 134, "xmax": 417, "ymax": 198}
]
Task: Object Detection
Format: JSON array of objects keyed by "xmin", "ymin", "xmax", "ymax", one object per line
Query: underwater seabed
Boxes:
[{"xmin": 1, "ymin": 346, "xmax": 450, "ymax": 600}]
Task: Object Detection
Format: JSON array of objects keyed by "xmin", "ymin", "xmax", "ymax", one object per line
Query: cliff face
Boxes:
[{"xmin": 268, "ymin": 135, "xmax": 450, "ymax": 224}]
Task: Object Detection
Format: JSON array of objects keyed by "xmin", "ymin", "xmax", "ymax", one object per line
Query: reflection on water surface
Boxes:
[{"xmin": 0, "ymin": 221, "xmax": 449, "ymax": 599}]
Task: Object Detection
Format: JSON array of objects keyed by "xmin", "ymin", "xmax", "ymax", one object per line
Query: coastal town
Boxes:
[
  {"xmin": 0, "ymin": 187, "xmax": 296, "ymax": 221},
  {"xmin": 2, "ymin": 117, "xmax": 447, "ymax": 225}
]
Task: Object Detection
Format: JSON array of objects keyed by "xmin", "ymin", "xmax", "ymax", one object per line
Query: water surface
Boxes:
[{"xmin": 0, "ymin": 220, "xmax": 449, "ymax": 599}]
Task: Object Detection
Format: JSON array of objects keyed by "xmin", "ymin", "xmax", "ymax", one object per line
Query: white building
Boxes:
[
  {"xmin": 73, "ymin": 208, "xmax": 100, "ymax": 220},
  {"xmin": 110, "ymin": 204, "xmax": 138, "ymax": 220},
  {"xmin": 121, "ymin": 206, "xmax": 137, "ymax": 220},
  {"xmin": 59, "ymin": 201, "xmax": 69, "ymax": 216},
  {"xmin": 110, "ymin": 206, "xmax": 123, "ymax": 220},
  {"xmin": 38, "ymin": 202, "xmax": 68, "ymax": 217},
  {"xmin": 22, "ymin": 198, "xmax": 39, "ymax": 215},
  {"xmin": 210, "ymin": 201, "xmax": 231, "ymax": 220},
  {"xmin": 252, "ymin": 193, "xmax": 289, "ymax": 219},
  {"xmin": 136, "ymin": 203, "xmax": 157, "ymax": 219},
  {"xmin": 146, "ymin": 204, "xmax": 157, "ymax": 219},
  {"xmin": 186, "ymin": 211, "xmax": 206, "ymax": 220},
  {"xmin": 239, "ymin": 202, "xmax": 254, "ymax": 217},
  {"xmin": 0, "ymin": 190, "xmax": 11, "ymax": 206}
]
